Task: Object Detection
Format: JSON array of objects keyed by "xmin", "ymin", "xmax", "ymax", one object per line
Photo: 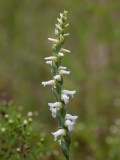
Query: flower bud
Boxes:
[
  {"xmin": 1, "ymin": 127, "xmax": 6, "ymax": 132},
  {"xmin": 16, "ymin": 148, "xmax": 21, "ymax": 152},
  {"xmin": 55, "ymin": 24, "xmax": 63, "ymax": 31},
  {"xmin": 9, "ymin": 119, "xmax": 14, "ymax": 124},
  {"xmin": 60, "ymin": 35, "xmax": 64, "ymax": 43},
  {"xmin": 27, "ymin": 111, "xmax": 33, "ymax": 117},
  {"xmin": 17, "ymin": 114, "xmax": 21, "ymax": 119},
  {"xmin": 4, "ymin": 114, "xmax": 9, "ymax": 119},
  {"xmin": 23, "ymin": 120, "xmax": 28, "ymax": 125},
  {"xmin": 28, "ymin": 117, "xmax": 32, "ymax": 122}
]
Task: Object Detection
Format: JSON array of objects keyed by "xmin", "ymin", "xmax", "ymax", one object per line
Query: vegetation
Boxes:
[{"xmin": 0, "ymin": 0, "xmax": 120, "ymax": 159}]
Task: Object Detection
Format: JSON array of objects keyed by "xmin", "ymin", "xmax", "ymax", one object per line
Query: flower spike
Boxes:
[{"xmin": 42, "ymin": 11, "xmax": 78, "ymax": 160}]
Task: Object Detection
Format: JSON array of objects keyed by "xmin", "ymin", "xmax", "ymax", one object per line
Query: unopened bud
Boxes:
[
  {"xmin": 23, "ymin": 120, "xmax": 28, "ymax": 125},
  {"xmin": 4, "ymin": 114, "xmax": 9, "ymax": 119},
  {"xmin": 9, "ymin": 119, "xmax": 14, "ymax": 124},
  {"xmin": 65, "ymin": 23, "xmax": 69, "ymax": 28},
  {"xmin": 1, "ymin": 128, "xmax": 6, "ymax": 132},
  {"xmin": 17, "ymin": 114, "xmax": 21, "ymax": 119},
  {"xmin": 40, "ymin": 137, "xmax": 44, "ymax": 143},
  {"xmin": 28, "ymin": 117, "xmax": 32, "ymax": 122},
  {"xmin": 60, "ymin": 35, "xmax": 64, "ymax": 43},
  {"xmin": 16, "ymin": 148, "xmax": 21, "ymax": 152},
  {"xmin": 55, "ymin": 29, "xmax": 59, "ymax": 36},
  {"xmin": 55, "ymin": 24, "xmax": 63, "ymax": 31},
  {"xmin": 27, "ymin": 112, "xmax": 33, "ymax": 117},
  {"xmin": 63, "ymin": 10, "xmax": 68, "ymax": 16}
]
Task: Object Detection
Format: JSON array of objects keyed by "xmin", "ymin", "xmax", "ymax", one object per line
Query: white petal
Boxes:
[
  {"xmin": 65, "ymin": 24, "xmax": 69, "ymax": 28},
  {"xmin": 44, "ymin": 56, "xmax": 57, "ymax": 61},
  {"xmin": 63, "ymin": 10, "xmax": 68, "ymax": 14},
  {"xmin": 65, "ymin": 120, "xmax": 75, "ymax": 126},
  {"xmin": 65, "ymin": 114, "xmax": 78, "ymax": 121},
  {"xmin": 48, "ymin": 38, "xmax": 58, "ymax": 43},
  {"xmin": 59, "ymin": 70, "xmax": 70, "ymax": 75},
  {"xmin": 48, "ymin": 102, "xmax": 62, "ymax": 108},
  {"xmin": 60, "ymin": 13, "xmax": 63, "ymax": 18},
  {"xmin": 60, "ymin": 48, "xmax": 71, "ymax": 53},
  {"xmin": 50, "ymin": 107, "xmax": 57, "ymax": 118},
  {"xmin": 58, "ymin": 52, "xmax": 64, "ymax": 57},
  {"xmin": 42, "ymin": 80, "xmax": 55, "ymax": 87},
  {"xmin": 57, "ymin": 18, "xmax": 62, "ymax": 24},
  {"xmin": 52, "ymin": 129, "xmax": 66, "ymax": 141},
  {"xmin": 59, "ymin": 66, "xmax": 67, "ymax": 70},
  {"xmin": 62, "ymin": 90, "xmax": 76, "ymax": 98},
  {"xmin": 64, "ymin": 33, "xmax": 70, "ymax": 36},
  {"xmin": 61, "ymin": 94, "xmax": 69, "ymax": 104},
  {"xmin": 54, "ymin": 75, "xmax": 61, "ymax": 81},
  {"xmin": 65, "ymin": 120, "xmax": 75, "ymax": 131},
  {"xmin": 68, "ymin": 126, "xmax": 74, "ymax": 131},
  {"xmin": 46, "ymin": 61, "xmax": 52, "ymax": 65},
  {"xmin": 55, "ymin": 24, "xmax": 62, "ymax": 31}
]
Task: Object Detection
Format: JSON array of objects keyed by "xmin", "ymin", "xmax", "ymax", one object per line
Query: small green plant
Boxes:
[
  {"xmin": 106, "ymin": 119, "xmax": 120, "ymax": 160},
  {"xmin": 42, "ymin": 10, "xmax": 78, "ymax": 160},
  {"xmin": 0, "ymin": 103, "xmax": 45, "ymax": 160}
]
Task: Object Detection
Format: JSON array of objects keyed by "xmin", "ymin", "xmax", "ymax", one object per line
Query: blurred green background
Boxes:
[{"xmin": 0, "ymin": 0, "xmax": 120, "ymax": 159}]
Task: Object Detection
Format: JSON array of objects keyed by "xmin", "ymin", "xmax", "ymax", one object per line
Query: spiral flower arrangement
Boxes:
[{"xmin": 42, "ymin": 10, "xmax": 78, "ymax": 160}]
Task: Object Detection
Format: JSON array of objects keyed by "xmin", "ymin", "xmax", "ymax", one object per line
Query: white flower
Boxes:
[
  {"xmin": 59, "ymin": 70, "xmax": 70, "ymax": 75},
  {"xmin": 55, "ymin": 24, "xmax": 63, "ymax": 31},
  {"xmin": 54, "ymin": 75, "xmax": 61, "ymax": 81},
  {"xmin": 27, "ymin": 111, "xmax": 33, "ymax": 117},
  {"xmin": 50, "ymin": 107, "xmax": 57, "ymax": 118},
  {"xmin": 65, "ymin": 120, "xmax": 75, "ymax": 131},
  {"xmin": 62, "ymin": 90, "xmax": 76, "ymax": 98},
  {"xmin": 65, "ymin": 114, "xmax": 78, "ymax": 131},
  {"xmin": 42, "ymin": 80, "xmax": 55, "ymax": 87},
  {"xmin": 46, "ymin": 61, "xmax": 52, "ymax": 65},
  {"xmin": 52, "ymin": 129, "xmax": 66, "ymax": 141},
  {"xmin": 48, "ymin": 102, "xmax": 62, "ymax": 109},
  {"xmin": 57, "ymin": 18, "xmax": 62, "ymax": 24},
  {"xmin": 48, "ymin": 102, "xmax": 62, "ymax": 118},
  {"xmin": 58, "ymin": 52, "xmax": 64, "ymax": 57},
  {"xmin": 60, "ymin": 48, "xmax": 71, "ymax": 53},
  {"xmin": 60, "ymin": 13, "xmax": 63, "ymax": 18},
  {"xmin": 48, "ymin": 38, "xmax": 58, "ymax": 43},
  {"xmin": 44, "ymin": 56, "xmax": 57, "ymax": 61},
  {"xmin": 65, "ymin": 23, "xmax": 69, "ymax": 28},
  {"xmin": 65, "ymin": 114, "xmax": 78, "ymax": 122},
  {"xmin": 61, "ymin": 94, "xmax": 69, "ymax": 104},
  {"xmin": 64, "ymin": 33, "xmax": 70, "ymax": 36},
  {"xmin": 59, "ymin": 66, "xmax": 67, "ymax": 70},
  {"xmin": 63, "ymin": 10, "xmax": 68, "ymax": 14}
]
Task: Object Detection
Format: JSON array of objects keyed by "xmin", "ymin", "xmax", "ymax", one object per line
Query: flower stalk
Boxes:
[{"xmin": 42, "ymin": 10, "xmax": 78, "ymax": 160}]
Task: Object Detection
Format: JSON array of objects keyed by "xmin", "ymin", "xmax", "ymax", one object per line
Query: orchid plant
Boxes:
[{"xmin": 42, "ymin": 10, "xmax": 78, "ymax": 160}]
